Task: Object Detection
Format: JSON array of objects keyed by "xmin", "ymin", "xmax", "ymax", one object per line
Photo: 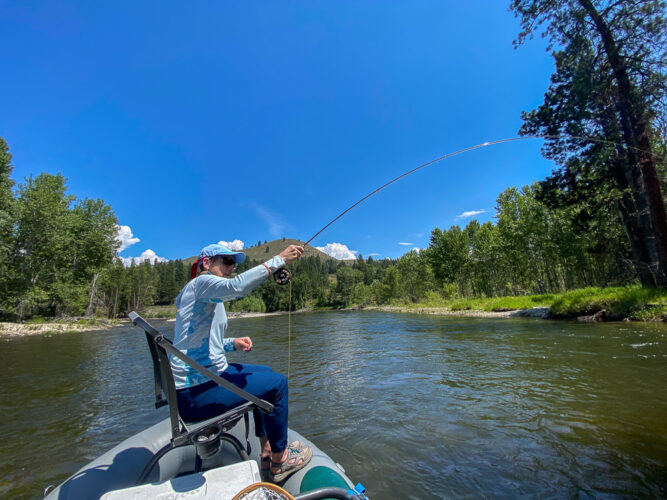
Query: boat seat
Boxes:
[{"xmin": 128, "ymin": 312, "xmax": 275, "ymax": 485}]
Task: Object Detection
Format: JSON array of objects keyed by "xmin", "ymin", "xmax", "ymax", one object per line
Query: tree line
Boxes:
[
  {"xmin": 223, "ymin": 181, "xmax": 647, "ymax": 312},
  {"xmin": 103, "ymin": 176, "xmax": 651, "ymax": 315}
]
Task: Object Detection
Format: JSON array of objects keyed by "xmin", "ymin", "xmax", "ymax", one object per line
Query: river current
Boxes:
[{"xmin": 1, "ymin": 311, "xmax": 666, "ymax": 498}]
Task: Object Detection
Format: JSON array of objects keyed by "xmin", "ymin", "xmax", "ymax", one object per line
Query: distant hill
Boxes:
[
  {"xmin": 184, "ymin": 238, "xmax": 337, "ymax": 265},
  {"xmin": 242, "ymin": 238, "xmax": 338, "ymax": 262}
]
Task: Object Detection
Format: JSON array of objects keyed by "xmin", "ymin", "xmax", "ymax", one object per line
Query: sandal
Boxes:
[
  {"xmin": 260, "ymin": 441, "xmax": 302, "ymax": 470},
  {"xmin": 270, "ymin": 444, "xmax": 313, "ymax": 483}
]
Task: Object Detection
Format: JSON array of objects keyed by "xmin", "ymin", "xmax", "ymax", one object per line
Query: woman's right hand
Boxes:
[{"xmin": 279, "ymin": 245, "xmax": 304, "ymax": 264}]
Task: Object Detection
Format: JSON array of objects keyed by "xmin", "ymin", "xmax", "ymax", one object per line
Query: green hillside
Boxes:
[{"xmin": 184, "ymin": 238, "xmax": 336, "ymax": 264}]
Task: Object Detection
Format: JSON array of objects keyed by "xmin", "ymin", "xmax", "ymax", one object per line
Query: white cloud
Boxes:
[
  {"xmin": 400, "ymin": 247, "xmax": 423, "ymax": 257},
  {"xmin": 122, "ymin": 249, "xmax": 167, "ymax": 267},
  {"xmin": 398, "ymin": 242, "xmax": 414, "ymax": 246},
  {"xmin": 116, "ymin": 225, "xmax": 140, "ymax": 252},
  {"xmin": 368, "ymin": 253, "xmax": 381, "ymax": 257},
  {"xmin": 315, "ymin": 242, "xmax": 358, "ymax": 260},
  {"xmin": 455, "ymin": 209, "xmax": 486, "ymax": 220},
  {"xmin": 219, "ymin": 239, "xmax": 244, "ymax": 251}
]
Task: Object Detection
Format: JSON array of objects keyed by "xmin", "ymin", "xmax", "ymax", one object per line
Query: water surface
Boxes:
[{"xmin": 1, "ymin": 312, "xmax": 666, "ymax": 498}]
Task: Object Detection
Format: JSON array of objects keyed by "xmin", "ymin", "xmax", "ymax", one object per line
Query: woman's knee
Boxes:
[
  {"xmin": 235, "ymin": 363, "xmax": 274, "ymax": 374},
  {"xmin": 273, "ymin": 372, "xmax": 288, "ymax": 393}
]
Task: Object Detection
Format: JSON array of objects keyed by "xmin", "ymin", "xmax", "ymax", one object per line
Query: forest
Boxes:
[
  {"xmin": 94, "ymin": 180, "xmax": 657, "ymax": 317},
  {"xmin": 1, "ymin": 1, "xmax": 665, "ymax": 321}
]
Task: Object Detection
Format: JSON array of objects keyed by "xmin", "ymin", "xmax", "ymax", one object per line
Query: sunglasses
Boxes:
[{"xmin": 220, "ymin": 256, "xmax": 236, "ymax": 266}]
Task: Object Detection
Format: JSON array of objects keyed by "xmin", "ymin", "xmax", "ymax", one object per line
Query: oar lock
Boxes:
[{"xmin": 273, "ymin": 268, "xmax": 292, "ymax": 286}]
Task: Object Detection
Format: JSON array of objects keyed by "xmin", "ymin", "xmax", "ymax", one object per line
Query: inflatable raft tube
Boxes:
[{"xmin": 44, "ymin": 415, "xmax": 365, "ymax": 499}]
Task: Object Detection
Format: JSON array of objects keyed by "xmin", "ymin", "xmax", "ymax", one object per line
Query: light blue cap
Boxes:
[{"xmin": 199, "ymin": 243, "xmax": 246, "ymax": 264}]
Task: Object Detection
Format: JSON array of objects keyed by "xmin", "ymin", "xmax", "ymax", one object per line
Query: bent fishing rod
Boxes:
[{"xmin": 272, "ymin": 133, "xmax": 661, "ymax": 285}]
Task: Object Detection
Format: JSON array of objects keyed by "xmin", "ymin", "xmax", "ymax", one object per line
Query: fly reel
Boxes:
[{"xmin": 273, "ymin": 268, "xmax": 292, "ymax": 286}]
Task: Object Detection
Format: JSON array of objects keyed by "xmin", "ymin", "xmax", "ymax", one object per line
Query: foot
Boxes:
[
  {"xmin": 260, "ymin": 437, "xmax": 272, "ymax": 470},
  {"xmin": 261, "ymin": 440, "xmax": 302, "ymax": 470},
  {"xmin": 270, "ymin": 443, "xmax": 313, "ymax": 483}
]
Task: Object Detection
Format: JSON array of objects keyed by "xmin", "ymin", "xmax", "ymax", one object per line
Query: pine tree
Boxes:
[{"xmin": 511, "ymin": 0, "xmax": 667, "ymax": 286}]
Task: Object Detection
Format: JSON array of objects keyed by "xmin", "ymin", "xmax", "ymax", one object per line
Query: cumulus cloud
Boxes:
[
  {"xmin": 122, "ymin": 249, "xmax": 167, "ymax": 267},
  {"xmin": 455, "ymin": 209, "xmax": 486, "ymax": 220},
  {"xmin": 219, "ymin": 239, "xmax": 244, "ymax": 251},
  {"xmin": 116, "ymin": 225, "xmax": 140, "ymax": 252},
  {"xmin": 398, "ymin": 242, "xmax": 414, "ymax": 246},
  {"xmin": 315, "ymin": 242, "xmax": 358, "ymax": 260}
]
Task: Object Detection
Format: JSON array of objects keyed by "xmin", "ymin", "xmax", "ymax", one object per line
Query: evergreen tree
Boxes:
[{"xmin": 511, "ymin": 0, "xmax": 667, "ymax": 286}]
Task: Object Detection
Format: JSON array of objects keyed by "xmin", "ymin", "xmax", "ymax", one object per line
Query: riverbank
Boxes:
[
  {"xmin": 367, "ymin": 305, "xmax": 550, "ymax": 319},
  {"xmin": 392, "ymin": 285, "xmax": 667, "ymax": 322},
  {"xmin": 0, "ymin": 318, "xmax": 123, "ymax": 337},
  {"xmin": 2, "ymin": 286, "xmax": 664, "ymax": 337},
  {"xmin": 0, "ymin": 310, "xmax": 297, "ymax": 337}
]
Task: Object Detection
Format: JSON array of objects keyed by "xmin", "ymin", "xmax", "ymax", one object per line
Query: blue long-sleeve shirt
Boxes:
[{"xmin": 170, "ymin": 255, "xmax": 285, "ymax": 389}]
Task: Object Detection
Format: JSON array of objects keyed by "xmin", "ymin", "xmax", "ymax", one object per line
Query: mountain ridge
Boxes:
[{"xmin": 183, "ymin": 238, "xmax": 338, "ymax": 265}]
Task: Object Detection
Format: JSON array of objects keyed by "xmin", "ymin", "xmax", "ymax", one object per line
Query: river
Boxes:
[{"xmin": 1, "ymin": 311, "xmax": 666, "ymax": 499}]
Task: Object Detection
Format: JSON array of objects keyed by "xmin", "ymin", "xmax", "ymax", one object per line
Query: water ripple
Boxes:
[{"xmin": 2, "ymin": 314, "xmax": 667, "ymax": 499}]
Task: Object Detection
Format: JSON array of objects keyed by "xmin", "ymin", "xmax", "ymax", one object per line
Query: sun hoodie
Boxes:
[{"xmin": 170, "ymin": 255, "xmax": 285, "ymax": 389}]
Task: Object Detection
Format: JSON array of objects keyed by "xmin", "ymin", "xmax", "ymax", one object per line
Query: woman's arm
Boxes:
[
  {"xmin": 194, "ymin": 245, "xmax": 304, "ymax": 301},
  {"xmin": 195, "ymin": 255, "xmax": 285, "ymax": 301}
]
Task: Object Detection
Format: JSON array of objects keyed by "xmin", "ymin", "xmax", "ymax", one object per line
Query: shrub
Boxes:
[{"xmin": 230, "ymin": 295, "xmax": 266, "ymax": 313}]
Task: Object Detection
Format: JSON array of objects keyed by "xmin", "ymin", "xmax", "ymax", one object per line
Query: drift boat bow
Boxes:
[{"xmin": 43, "ymin": 313, "xmax": 368, "ymax": 500}]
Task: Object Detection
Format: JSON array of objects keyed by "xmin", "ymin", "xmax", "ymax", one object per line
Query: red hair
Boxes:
[{"xmin": 190, "ymin": 258, "xmax": 204, "ymax": 280}]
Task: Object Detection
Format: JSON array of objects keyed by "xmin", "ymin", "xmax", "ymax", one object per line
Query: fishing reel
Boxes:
[{"xmin": 273, "ymin": 267, "xmax": 292, "ymax": 286}]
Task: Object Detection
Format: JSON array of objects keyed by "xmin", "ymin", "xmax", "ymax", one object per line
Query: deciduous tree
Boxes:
[{"xmin": 0, "ymin": 138, "xmax": 16, "ymax": 315}]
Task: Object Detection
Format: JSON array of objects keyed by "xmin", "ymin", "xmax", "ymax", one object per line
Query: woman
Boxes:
[{"xmin": 171, "ymin": 242, "xmax": 312, "ymax": 482}]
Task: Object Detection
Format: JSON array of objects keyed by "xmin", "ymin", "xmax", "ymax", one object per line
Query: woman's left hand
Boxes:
[{"xmin": 234, "ymin": 337, "xmax": 253, "ymax": 352}]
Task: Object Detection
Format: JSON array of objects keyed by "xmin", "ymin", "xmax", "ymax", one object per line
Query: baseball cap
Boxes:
[{"xmin": 190, "ymin": 243, "xmax": 246, "ymax": 279}]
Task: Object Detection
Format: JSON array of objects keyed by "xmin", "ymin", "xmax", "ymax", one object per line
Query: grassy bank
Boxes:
[
  {"xmin": 140, "ymin": 286, "xmax": 667, "ymax": 322},
  {"xmin": 141, "ymin": 304, "xmax": 178, "ymax": 319},
  {"xmin": 48, "ymin": 286, "xmax": 666, "ymax": 326},
  {"xmin": 403, "ymin": 286, "xmax": 667, "ymax": 321}
]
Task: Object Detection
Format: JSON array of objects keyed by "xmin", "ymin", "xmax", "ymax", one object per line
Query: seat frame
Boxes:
[{"xmin": 129, "ymin": 312, "xmax": 274, "ymax": 484}]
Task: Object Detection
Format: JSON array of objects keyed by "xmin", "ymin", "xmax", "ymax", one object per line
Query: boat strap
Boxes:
[
  {"xmin": 244, "ymin": 412, "xmax": 251, "ymax": 455},
  {"xmin": 129, "ymin": 312, "xmax": 274, "ymax": 414}
]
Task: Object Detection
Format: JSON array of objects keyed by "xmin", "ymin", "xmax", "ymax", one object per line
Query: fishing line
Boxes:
[
  {"xmin": 287, "ymin": 279, "xmax": 292, "ymax": 381},
  {"xmin": 302, "ymin": 134, "xmax": 662, "ymax": 247}
]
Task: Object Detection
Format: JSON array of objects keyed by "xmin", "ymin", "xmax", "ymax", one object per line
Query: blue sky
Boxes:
[{"xmin": 1, "ymin": 1, "xmax": 556, "ymax": 262}]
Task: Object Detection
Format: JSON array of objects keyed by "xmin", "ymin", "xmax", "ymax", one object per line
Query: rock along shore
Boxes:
[
  {"xmin": 369, "ymin": 306, "xmax": 552, "ymax": 319},
  {"xmin": 0, "ymin": 319, "xmax": 122, "ymax": 337}
]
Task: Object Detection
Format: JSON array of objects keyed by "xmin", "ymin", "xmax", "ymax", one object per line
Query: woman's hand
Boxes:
[
  {"xmin": 279, "ymin": 245, "xmax": 304, "ymax": 264},
  {"xmin": 234, "ymin": 337, "xmax": 253, "ymax": 352}
]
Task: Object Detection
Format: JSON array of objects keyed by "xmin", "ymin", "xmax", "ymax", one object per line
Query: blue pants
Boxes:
[{"xmin": 176, "ymin": 363, "xmax": 289, "ymax": 453}]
